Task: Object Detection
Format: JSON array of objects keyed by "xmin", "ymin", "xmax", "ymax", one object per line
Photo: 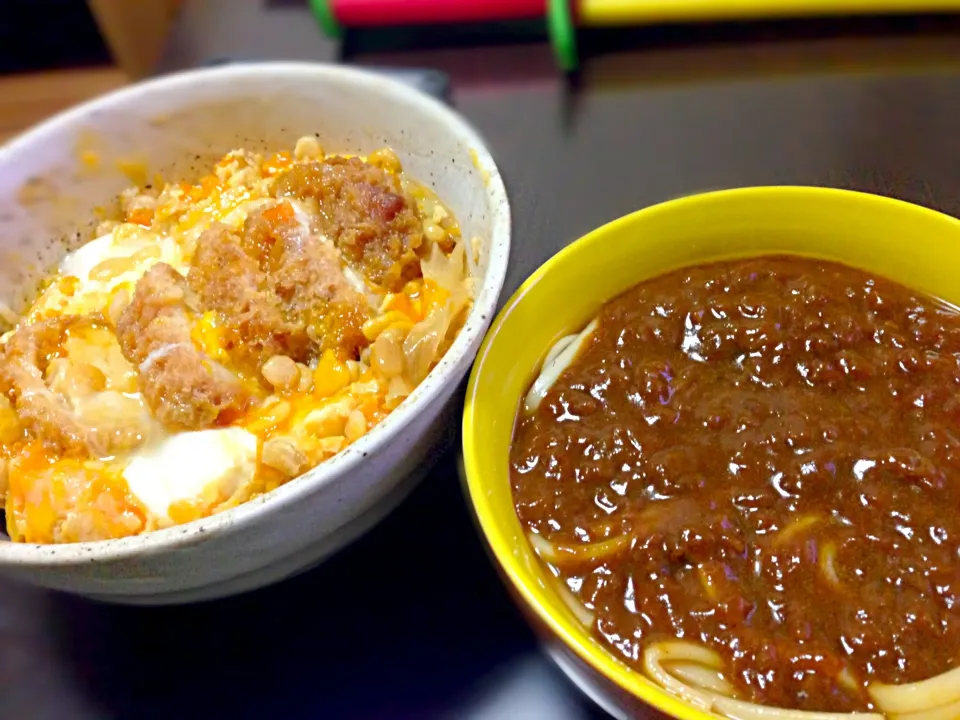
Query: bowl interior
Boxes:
[
  {"xmin": 0, "ymin": 62, "xmax": 504, "ymax": 314},
  {"xmin": 462, "ymin": 186, "xmax": 960, "ymax": 720}
]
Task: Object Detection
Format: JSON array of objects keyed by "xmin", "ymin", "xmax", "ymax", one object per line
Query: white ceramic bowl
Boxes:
[{"xmin": 0, "ymin": 62, "xmax": 510, "ymax": 604}]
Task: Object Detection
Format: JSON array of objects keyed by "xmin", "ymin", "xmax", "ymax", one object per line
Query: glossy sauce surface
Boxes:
[{"xmin": 511, "ymin": 257, "xmax": 960, "ymax": 711}]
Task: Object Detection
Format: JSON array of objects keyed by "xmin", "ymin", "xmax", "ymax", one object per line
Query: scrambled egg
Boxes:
[{"xmin": 0, "ymin": 140, "xmax": 476, "ymax": 544}]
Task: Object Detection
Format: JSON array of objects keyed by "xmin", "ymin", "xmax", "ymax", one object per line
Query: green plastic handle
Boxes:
[
  {"xmin": 547, "ymin": 0, "xmax": 578, "ymax": 71},
  {"xmin": 309, "ymin": 0, "xmax": 343, "ymax": 38}
]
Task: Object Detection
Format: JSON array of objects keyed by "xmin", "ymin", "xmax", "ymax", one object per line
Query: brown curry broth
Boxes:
[{"xmin": 510, "ymin": 257, "xmax": 960, "ymax": 712}]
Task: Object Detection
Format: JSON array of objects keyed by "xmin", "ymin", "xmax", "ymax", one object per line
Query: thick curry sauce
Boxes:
[{"xmin": 511, "ymin": 257, "xmax": 960, "ymax": 712}]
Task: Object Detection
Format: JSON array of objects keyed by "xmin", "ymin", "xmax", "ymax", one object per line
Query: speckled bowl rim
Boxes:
[{"xmin": 0, "ymin": 62, "xmax": 511, "ymax": 564}]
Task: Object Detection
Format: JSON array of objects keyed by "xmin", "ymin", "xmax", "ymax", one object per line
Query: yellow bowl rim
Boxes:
[{"xmin": 461, "ymin": 185, "xmax": 960, "ymax": 720}]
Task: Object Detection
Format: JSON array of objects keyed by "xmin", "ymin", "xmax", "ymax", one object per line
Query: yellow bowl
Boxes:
[{"xmin": 461, "ymin": 186, "xmax": 960, "ymax": 720}]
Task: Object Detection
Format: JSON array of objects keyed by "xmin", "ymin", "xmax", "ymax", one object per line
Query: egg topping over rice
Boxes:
[{"xmin": 0, "ymin": 139, "xmax": 476, "ymax": 544}]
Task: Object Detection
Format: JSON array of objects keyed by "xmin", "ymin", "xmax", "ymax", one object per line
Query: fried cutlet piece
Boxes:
[
  {"xmin": 117, "ymin": 263, "xmax": 248, "ymax": 429},
  {"xmin": 0, "ymin": 316, "xmax": 95, "ymax": 455},
  {"xmin": 241, "ymin": 204, "xmax": 370, "ymax": 359},
  {"xmin": 275, "ymin": 156, "xmax": 424, "ymax": 292},
  {"xmin": 188, "ymin": 224, "xmax": 312, "ymax": 370}
]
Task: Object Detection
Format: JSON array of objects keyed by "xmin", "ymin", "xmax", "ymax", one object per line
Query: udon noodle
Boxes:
[{"xmin": 511, "ymin": 258, "xmax": 960, "ymax": 720}]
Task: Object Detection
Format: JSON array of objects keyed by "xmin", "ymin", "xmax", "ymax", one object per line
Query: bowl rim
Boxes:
[
  {"xmin": 0, "ymin": 61, "xmax": 511, "ymax": 563},
  {"xmin": 462, "ymin": 186, "xmax": 960, "ymax": 720}
]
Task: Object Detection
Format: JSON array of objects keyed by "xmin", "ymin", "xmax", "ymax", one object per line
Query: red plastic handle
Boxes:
[{"xmin": 332, "ymin": 0, "xmax": 546, "ymax": 26}]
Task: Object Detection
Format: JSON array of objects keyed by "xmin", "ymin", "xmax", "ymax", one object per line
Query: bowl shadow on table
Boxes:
[{"xmin": 40, "ymin": 397, "xmax": 550, "ymax": 718}]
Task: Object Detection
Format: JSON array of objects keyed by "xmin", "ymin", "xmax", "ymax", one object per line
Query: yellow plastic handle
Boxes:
[{"xmin": 578, "ymin": 0, "xmax": 960, "ymax": 25}]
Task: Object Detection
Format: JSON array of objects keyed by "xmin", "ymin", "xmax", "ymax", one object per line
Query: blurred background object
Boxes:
[
  {"xmin": 87, "ymin": 0, "xmax": 183, "ymax": 77},
  {"xmin": 309, "ymin": 0, "xmax": 960, "ymax": 68},
  {"xmin": 1, "ymin": 0, "xmax": 184, "ymax": 144},
  {"xmin": 1, "ymin": 0, "xmax": 110, "ymax": 74}
]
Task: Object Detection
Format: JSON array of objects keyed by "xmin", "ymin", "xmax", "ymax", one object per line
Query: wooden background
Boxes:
[
  {"xmin": 1, "ymin": 1, "xmax": 183, "ymax": 144},
  {"xmin": 0, "ymin": 68, "xmax": 127, "ymax": 144}
]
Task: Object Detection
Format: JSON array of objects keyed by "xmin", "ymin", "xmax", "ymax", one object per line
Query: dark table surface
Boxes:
[{"xmin": 5, "ymin": 2, "xmax": 960, "ymax": 718}]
